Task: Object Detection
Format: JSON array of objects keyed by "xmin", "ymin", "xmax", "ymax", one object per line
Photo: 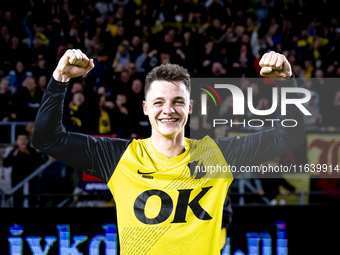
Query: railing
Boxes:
[
  {"xmin": 0, "ymin": 121, "xmax": 28, "ymax": 144},
  {"xmin": 2, "ymin": 180, "xmax": 338, "ymax": 208},
  {"xmin": 1, "ymin": 160, "xmax": 52, "ymax": 207}
]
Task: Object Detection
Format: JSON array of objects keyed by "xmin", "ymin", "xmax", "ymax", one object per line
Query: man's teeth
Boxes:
[{"xmin": 160, "ymin": 119, "xmax": 177, "ymax": 122}]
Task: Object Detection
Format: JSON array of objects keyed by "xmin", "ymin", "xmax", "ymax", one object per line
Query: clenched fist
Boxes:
[
  {"xmin": 53, "ymin": 49, "xmax": 94, "ymax": 82},
  {"xmin": 259, "ymin": 51, "xmax": 292, "ymax": 80}
]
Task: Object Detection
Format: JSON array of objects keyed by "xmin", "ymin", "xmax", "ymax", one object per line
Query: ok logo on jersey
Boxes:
[{"xmin": 134, "ymin": 186, "xmax": 213, "ymax": 225}]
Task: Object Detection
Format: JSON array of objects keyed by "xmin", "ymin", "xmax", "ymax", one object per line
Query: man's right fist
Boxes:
[{"xmin": 53, "ymin": 49, "xmax": 94, "ymax": 82}]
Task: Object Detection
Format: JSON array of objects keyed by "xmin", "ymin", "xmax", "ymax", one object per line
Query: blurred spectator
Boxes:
[
  {"xmin": 87, "ymin": 49, "xmax": 112, "ymax": 91},
  {"xmin": 6, "ymin": 60, "xmax": 33, "ymax": 95},
  {"xmin": 129, "ymin": 35, "xmax": 142, "ymax": 62},
  {"xmin": 0, "ymin": 77, "xmax": 16, "ymax": 121},
  {"xmin": 32, "ymin": 54, "xmax": 51, "ymax": 78},
  {"xmin": 106, "ymin": 12, "xmax": 118, "ymax": 37},
  {"xmin": 64, "ymin": 81, "xmax": 84, "ymax": 108},
  {"xmin": 36, "ymin": 74, "xmax": 48, "ymax": 92},
  {"xmin": 0, "ymin": 25, "xmax": 11, "ymax": 50},
  {"xmin": 180, "ymin": 30, "xmax": 200, "ymax": 73},
  {"xmin": 63, "ymin": 92, "xmax": 90, "ymax": 133},
  {"xmin": 112, "ymin": 43, "xmax": 130, "ymax": 72},
  {"xmin": 14, "ymin": 77, "xmax": 43, "ymax": 121},
  {"xmin": 127, "ymin": 79, "xmax": 150, "ymax": 138},
  {"xmin": 3, "ymin": 36, "xmax": 29, "ymax": 73},
  {"xmin": 217, "ymin": 47, "xmax": 232, "ymax": 71},
  {"xmin": 135, "ymin": 42, "xmax": 158, "ymax": 74},
  {"xmin": 211, "ymin": 62, "xmax": 227, "ymax": 77},
  {"xmin": 112, "ymin": 93, "xmax": 131, "ymax": 137},
  {"xmin": 196, "ymin": 41, "xmax": 218, "ymax": 75},
  {"xmin": 114, "ymin": 69, "xmax": 131, "ymax": 96},
  {"xmin": 231, "ymin": 44, "xmax": 255, "ymax": 77},
  {"xmin": 97, "ymin": 91, "xmax": 115, "ymax": 135},
  {"xmin": 206, "ymin": 18, "xmax": 226, "ymax": 46},
  {"xmin": 95, "ymin": 0, "xmax": 114, "ymax": 20},
  {"xmin": 263, "ymin": 23, "xmax": 281, "ymax": 53},
  {"xmin": 124, "ymin": 61, "xmax": 138, "ymax": 81},
  {"xmin": 3, "ymin": 131, "xmax": 45, "ymax": 207}
]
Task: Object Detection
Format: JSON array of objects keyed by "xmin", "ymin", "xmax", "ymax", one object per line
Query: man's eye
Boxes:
[
  {"xmin": 176, "ymin": 101, "xmax": 184, "ymax": 104},
  {"xmin": 154, "ymin": 102, "xmax": 162, "ymax": 105}
]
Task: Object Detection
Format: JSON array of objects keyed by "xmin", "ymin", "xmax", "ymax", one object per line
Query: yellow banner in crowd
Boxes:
[{"xmin": 306, "ymin": 133, "xmax": 340, "ymax": 178}]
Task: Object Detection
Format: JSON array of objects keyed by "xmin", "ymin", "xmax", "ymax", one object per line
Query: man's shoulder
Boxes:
[
  {"xmin": 89, "ymin": 136, "xmax": 134, "ymax": 152},
  {"xmin": 185, "ymin": 135, "xmax": 239, "ymax": 153},
  {"xmin": 185, "ymin": 135, "xmax": 235, "ymax": 144}
]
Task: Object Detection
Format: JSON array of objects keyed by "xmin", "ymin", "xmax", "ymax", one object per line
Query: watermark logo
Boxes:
[
  {"xmin": 199, "ymin": 83, "xmax": 311, "ymax": 116},
  {"xmin": 197, "ymin": 82, "xmax": 223, "ymax": 115},
  {"xmin": 194, "ymin": 78, "xmax": 312, "ymax": 128}
]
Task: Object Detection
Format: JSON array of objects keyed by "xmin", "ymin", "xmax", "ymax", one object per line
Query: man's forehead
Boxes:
[
  {"xmin": 149, "ymin": 80, "xmax": 187, "ymax": 93},
  {"xmin": 148, "ymin": 80, "xmax": 189, "ymax": 99}
]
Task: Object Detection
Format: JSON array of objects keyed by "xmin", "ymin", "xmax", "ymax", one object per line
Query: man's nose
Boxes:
[{"xmin": 162, "ymin": 102, "xmax": 175, "ymax": 114}]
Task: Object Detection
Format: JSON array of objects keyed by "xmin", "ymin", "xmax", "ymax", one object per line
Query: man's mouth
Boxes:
[{"xmin": 159, "ymin": 118, "xmax": 179, "ymax": 123}]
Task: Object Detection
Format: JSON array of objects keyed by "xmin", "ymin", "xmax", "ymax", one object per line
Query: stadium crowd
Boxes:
[{"xmin": 1, "ymin": 0, "xmax": 340, "ymax": 207}]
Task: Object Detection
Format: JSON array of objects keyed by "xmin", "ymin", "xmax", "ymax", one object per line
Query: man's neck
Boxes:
[{"xmin": 151, "ymin": 132, "xmax": 185, "ymax": 159}]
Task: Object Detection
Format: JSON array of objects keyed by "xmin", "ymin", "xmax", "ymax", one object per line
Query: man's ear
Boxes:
[
  {"xmin": 189, "ymin": 99, "xmax": 194, "ymax": 114},
  {"xmin": 143, "ymin": 100, "xmax": 148, "ymax": 115}
]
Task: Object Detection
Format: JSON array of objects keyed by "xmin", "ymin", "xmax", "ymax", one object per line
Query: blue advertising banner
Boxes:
[{"xmin": 1, "ymin": 205, "xmax": 339, "ymax": 255}]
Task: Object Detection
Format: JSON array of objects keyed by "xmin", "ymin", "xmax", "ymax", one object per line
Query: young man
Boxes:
[
  {"xmin": 4, "ymin": 132, "xmax": 45, "ymax": 207},
  {"xmin": 32, "ymin": 49, "xmax": 304, "ymax": 254}
]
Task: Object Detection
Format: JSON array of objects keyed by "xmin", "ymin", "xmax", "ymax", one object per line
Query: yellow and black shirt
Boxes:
[{"xmin": 32, "ymin": 77, "xmax": 304, "ymax": 255}]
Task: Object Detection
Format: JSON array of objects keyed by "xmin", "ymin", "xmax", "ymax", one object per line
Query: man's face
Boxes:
[
  {"xmin": 143, "ymin": 80, "xmax": 192, "ymax": 138},
  {"xmin": 16, "ymin": 135, "xmax": 28, "ymax": 150},
  {"xmin": 116, "ymin": 94, "xmax": 127, "ymax": 107},
  {"xmin": 73, "ymin": 93, "xmax": 85, "ymax": 106},
  {"xmin": 132, "ymin": 79, "xmax": 142, "ymax": 94}
]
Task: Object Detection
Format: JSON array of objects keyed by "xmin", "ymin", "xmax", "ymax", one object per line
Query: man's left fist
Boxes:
[{"xmin": 259, "ymin": 51, "xmax": 292, "ymax": 80}]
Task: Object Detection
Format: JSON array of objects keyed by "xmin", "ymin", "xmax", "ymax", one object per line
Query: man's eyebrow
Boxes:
[
  {"xmin": 174, "ymin": 96, "xmax": 186, "ymax": 100},
  {"xmin": 152, "ymin": 97, "xmax": 165, "ymax": 101},
  {"xmin": 152, "ymin": 96, "xmax": 186, "ymax": 101}
]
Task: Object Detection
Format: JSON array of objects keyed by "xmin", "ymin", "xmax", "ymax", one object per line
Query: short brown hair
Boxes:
[{"xmin": 144, "ymin": 63, "xmax": 190, "ymax": 98}]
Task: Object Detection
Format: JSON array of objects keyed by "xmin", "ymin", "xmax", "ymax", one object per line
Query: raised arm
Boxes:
[
  {"xmin": 215, "ymin": 51, "xmax": 305, "ymax": 177},
  {"xmin": 32, "ymin": 49, "xmax": 130, "ymax": 182}
]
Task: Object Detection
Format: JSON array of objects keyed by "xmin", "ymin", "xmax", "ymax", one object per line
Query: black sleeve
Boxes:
[
  {"xmin": 214, "ymin": 76, "xmax": 305, "ymax": 177},
  {"xmin": 32, "ymin": 76, "xmax": 132, "ymax": 183}
]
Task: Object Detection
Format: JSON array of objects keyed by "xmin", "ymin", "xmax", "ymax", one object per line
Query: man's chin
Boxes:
[{"xmin": 157, "ymin": 128, "xmax": 182, "ymax": 138}]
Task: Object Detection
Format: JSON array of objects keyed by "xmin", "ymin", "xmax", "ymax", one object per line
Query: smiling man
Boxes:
[
  {"xmin": 143, "ymin": 65, "xmax": 192, "ymax": 159},
  {"xmin": 33, "ymin": 49, "xmax": 304, "ymax": 254}
]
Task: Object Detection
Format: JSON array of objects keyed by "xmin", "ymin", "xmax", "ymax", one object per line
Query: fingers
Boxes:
[
  {"xmin": 259, "ymin": 51, "xmax": 285, "ymax": 71},
  {"xmin": 260, "ymin": 66, "xmax": 272, "ymax": 76},
  {"xmin": 85, "ymin": 59, "xmax": 95, "ymax": 74},
  {"xmin": 66, "ymin": 49, "xmax": 90, "ymax": 67},
  {"xmin": 73, "ymin": 50, "xmax": 83, "ymax": 66}
]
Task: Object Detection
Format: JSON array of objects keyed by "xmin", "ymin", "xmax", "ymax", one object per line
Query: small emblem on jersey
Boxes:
[
  {"xmin": 142, "ymin": 175, "xmax": 153, "ymax": 179},
  {"xmin": 137, "ymin": 170, "xmax": 157, "ymax": 175}
]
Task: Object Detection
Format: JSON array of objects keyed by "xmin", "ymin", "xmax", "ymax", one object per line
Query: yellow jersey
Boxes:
[{"xmin": 107, "ymin": 136, "xmax": 233, "ymax": 255}]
